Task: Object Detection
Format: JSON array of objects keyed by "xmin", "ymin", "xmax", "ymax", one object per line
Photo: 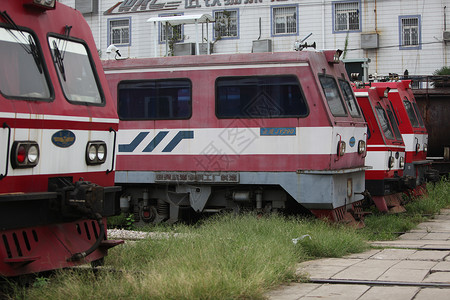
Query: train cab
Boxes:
[
  {"xmin": 371, "ymin": 81, "xmax": 439, "ymax": 190},
  {"xmin": 0, "ymin": 1, "xmax": 121, "ymax": 276},
  {"xmin": 353, "ymin": 85, "xmax": 408, "ymax": 212}
]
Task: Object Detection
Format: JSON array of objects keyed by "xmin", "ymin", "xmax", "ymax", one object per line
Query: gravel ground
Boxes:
[{"xmin": 107, "ymin": 228, "xmax": 186, "ymax": 240}]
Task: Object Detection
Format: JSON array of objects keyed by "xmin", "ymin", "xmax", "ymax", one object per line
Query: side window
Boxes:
[
  {"xmin": 386, "ymin": 108, "xmax": 403, "ymax": 141},
  {"xmin": 399, "ymin": 15, "xmax": 421, "ymax": 50},
  {"xmin": 271, "ymin": 5, "xmax": 298, "ymax": 36},
  {"xmin": 49, "ymin": 36, "xmax": 103, "ymax": 104},
  {"xmin": 333, "ymin": 1, "xmax": 361, "ymax": 33},
  {"xmin": 412, "ymin": 101, "xmax": 425, "ymax": 127},
  {"xmin": 338, "ymin": 79, "xmax": 361, "ymax": 118},
  {"xmin": 0, "ymin": 27, "xmax": 51, "ymax": 100},
  {"xmin": 403, "ymin": 98, "xmax": 420, "ymax": 127},
  {"xmin": 375, "ymin": 105, "xmax": 395, "ymax": 140},
  {"xmin": 214, "ymin": 10, "xmax": 239, "ymax": 39},
  {"xmin": 216, "ymin": 75, "xmax": 308, "ymax": 118},
  {"xmin": 318, "ymin": 75, "xmax": 347, "ymax": 117},
  {"xmin": 108, "ymin": 18, "xmax": 131, "ymax": 46},
  {"xmin": 118, "ymin": 79, "xmax": 192, "ymax": 120}
]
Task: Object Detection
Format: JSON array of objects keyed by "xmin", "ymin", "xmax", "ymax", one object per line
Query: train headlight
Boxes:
[
  {"xmin": 423, "ymin": 143, "xmax": 428, "ymax": 153},
  {"xmin": 415, "ymin": 143, "xmax": 420, "ymax": 154},
  {"xmin": 388, "ymin": 156, "xmax": 395, "ymax": 169},
  {"xmin": 11, "ymin": 141, "xmax": 39, "ymax": 168},
  {"xmin": 86, "ymin": 141, "xmax": 107, "ymax": 165},
  {"xmin": 338, "ymin": 141, "xmax": 346, "ymax": 156},
  {"xmin": 358, "ymin": 140, "xmax": 366, "ymax": 154},
  {"xmin": 399, "ymin": 156, "xmax": 405, "ymax": 169}
]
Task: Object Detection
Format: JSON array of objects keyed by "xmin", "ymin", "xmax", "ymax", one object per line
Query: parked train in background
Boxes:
[
  {"xmin": 0, "ymin": 1, "xmax": 122, "ymax": 277},
  {"xmin": 103, "ymin": 50, "xmax": 370, "ymax": 226},
  {"xmin": 353, "ymin": 85, "xmax": 409, "ymax": 213},
  {"xmin": 371, "ymin": 81, "xmax": 440, "ymax": 192}
]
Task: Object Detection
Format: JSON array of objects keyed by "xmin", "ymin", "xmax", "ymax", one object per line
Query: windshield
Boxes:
[
  {"xmin": 0, "ymin": 27, "xmax": 51, "ymax": 99},
  {"xmin": 412, "ymin": 101, "xmax": 425, "ymax": 128},
  {"xmin": 386, "ymin": 108, "xmax": 403, "ymax": 141},
  {"xmin": 318, "ymin": 75, "xmax": 347, "ymax": 116},
  {"xmin": 403, "ymin": 97, "xmax": 420, "ymax": 127},
  {"xmin": 49, "ymin": 36, "xmax": 102, "ymax": 104},
  {"xmin": 338, "ymin": 79, "xmax": 361, "ymax": 118}
]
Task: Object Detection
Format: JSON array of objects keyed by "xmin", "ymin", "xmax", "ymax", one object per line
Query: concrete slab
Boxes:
[
  {"xmin": 371, "ymin": 249, "xmax": 416, "ymax": 260},
  {"xmin": 432, "ymin": 261, "xmax": 450, "ymax": 271},
  {"xmin": 265, "ymin": 283, "xmax": 319, "ymax": 300},
  {"xmin": 392, "ymin": 260, "xmax": 438, "ymax": 270},
  {"xmin": 331, "ymin": 266, "xmax": 388, "ymax": 281},
  {"xmin": 423, "ymin": 271, "xmax": 450, "ymax": 283},
  {"xmin": 345, "ymin": 249, "xmax": 380, "ymax": 259},
  {"xmin": 358, "ymin": 286, "xmax": 420, "ymax": 300},
  {"xmin": 300, "ymin": 283, "xmax": 370, "ymax": 300},
  {"xmin": 352, "ymin": 259, "xmax": 400, "ymax": 269},
  {"xmin": 377, "ymin": 268, "xmax": 429, "ymax": 282},
  {"xmin": 407, "ymin": 250, "xmax": 450, "ymax": 261},
  {"xmin": 422, "ymin": 232, "xmax": 450, "ymax": 240},
  {"xmin": 398, "ymin": 232, "xmax": 429, "ymax": 240},
  {"xmin": 297, "ymin": 265, "xmax": 344, "ymax": 280},
  {"xmin": 414, "ymin": 287, "xmax": 450, "ymax": 299}
]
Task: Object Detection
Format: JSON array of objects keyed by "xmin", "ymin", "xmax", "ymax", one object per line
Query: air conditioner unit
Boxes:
[
  {"xmin": 361, "ymin": 33, "xmax": 379, "ymax": 49},
  {"xmin": 75, "ymin": 0, "xmax": 98, "ymax": 14},
  {"xmin": 252, "ymin": 39, "xmax": 272, "ymax": 53},
  {"xmin": 443, "ymin": 31, "xmax": 450, "ymax": 42},
  {"xmin": 173, "ymin": 43, "xmax": 210, "ymax": 56}
]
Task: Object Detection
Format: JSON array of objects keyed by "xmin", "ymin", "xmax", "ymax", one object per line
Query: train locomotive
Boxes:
[
  {"xmin": 103, "ymin": 50, "xmax": 369, "ymax": 225},
  {"xmin": 0, "ymin": 1, "xmax": 121, "ymax": 277},
  {"xmin": 371, "ymin": 81, "xmax": 440, "ymax": 192},
  {"xmin": 353, "ymin": 85, "xmax": 408, "ymax": 213}
]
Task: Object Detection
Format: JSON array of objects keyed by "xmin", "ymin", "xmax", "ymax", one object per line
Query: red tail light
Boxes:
[{"xmin": 11, "ymin": 141, "xmax": 40, "ymax": 168}]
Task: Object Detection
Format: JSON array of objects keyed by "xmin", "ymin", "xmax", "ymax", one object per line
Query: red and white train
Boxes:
[
  {"xmin": 353, "ymin": 85, "xmax": 409, "ymax": 213},
  {"xmin": 371, "ymin": 81, "xmax": 439, "ymax": 192},
  {"xmin": 0, "ymin": 1, "xmax": 121, "ymax": 277},
  {"xmin": 103, "ymin": 50, "xmax": 369, "ymax": 225}
]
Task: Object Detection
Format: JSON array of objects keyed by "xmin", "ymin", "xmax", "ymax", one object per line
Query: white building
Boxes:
[{"xmin": 60, "ymin": 0, "xmax": 450, "ymax": 77}]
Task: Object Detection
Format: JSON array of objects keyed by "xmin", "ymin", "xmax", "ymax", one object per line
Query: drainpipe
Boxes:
[{"xmin": 322, "ymin": 0, "xmax": 325, "ymax": 49}]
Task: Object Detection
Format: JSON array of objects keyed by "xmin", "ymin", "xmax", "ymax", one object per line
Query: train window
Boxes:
[
  {"xmin": 215, "ymin": 75, "xmax": 308, "ymax": 118},
  {"xmin": 0, "ymin": 27, "xmax": 51, "ymax": 100},
  {"xmin": 386, "ymin": 108, "xmax": 403, "ymax": 141},
  {"xmin": 402, "ymin": 97, "xmax": 420, "ymax": 127},
  {"xmin": 412, "ymin": 101, "xmax": 425, "ymax": 127},
  {"xmin": 318, "ymin": 75, "xmax": 347, "ymax": 117},
  {"xmin": 118, "ymin": 79, "xmax": 192, "ymax": 120},
  {"xmin": 49, "ymin": 36, "xmax": 103, "ymax": 104},
  {"xmin": 338, "ymin": 79, "xmax": 361, "ymax": 118},
  {"xmin": 375, "ymin": 105, "xmax": 395, "ymax": 140}
]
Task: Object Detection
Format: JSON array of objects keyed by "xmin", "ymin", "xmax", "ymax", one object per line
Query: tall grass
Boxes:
[
  {"xmin": 10, "ymin": 214, "xmax": 367, "ymax": 300},
  {"xmin": 361, "ymin": 178, "xmax": 450, "ymax": 240}
]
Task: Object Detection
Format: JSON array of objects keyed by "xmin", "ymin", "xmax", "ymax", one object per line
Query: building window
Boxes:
[
  {"xmin": 108, "ymin": 18, "xmax": 131, "ymax": 46},
  {"xmin": 214, "ymin": 10, "xmax": 238, "ymax": 39},
  {"xmin": 271, "ymin": 5, "xmax": 298, "ymax": 36},
  {"xmin": 159, "ymin": 14, "xmax": 183, "ymax": 44},
  {"xmin": 333, "ymin": 1, "xmax": 360, "ymax": 32},
  {"xmin": 399, "ymin": 15, "xmax": 421, "ymax": 50}
]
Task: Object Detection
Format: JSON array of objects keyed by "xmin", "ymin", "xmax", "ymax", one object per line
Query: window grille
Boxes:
[
  {"xmin": 401, "ymin": 17, "xmax": 419, "ymax": 46},
  {"xmin": 214, "ymin": 10, "xmax": 238, "ymax": 38},
  {"xmin": 272, "ymin": 6, "xmax": 297, "ymax": 35},
  {"xmin": 160, "ymin": 15, "xmax": 182, "ymax": 43},
  {"xmin": 110, "ymin": 19, "xmax": 130, "ymax": 45},
  {"xmin": 334, "ymin": 2, "xmax": 359, "ymax": 31}
]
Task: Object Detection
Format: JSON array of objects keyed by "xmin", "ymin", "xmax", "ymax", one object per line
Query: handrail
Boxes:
[
  {"xmin": 0, "ymin": 122, "xmax": 11, "ymax": 180},
  {"xmin": 106, "ymin": 127, "xmax": 117, "ymax": 174}
]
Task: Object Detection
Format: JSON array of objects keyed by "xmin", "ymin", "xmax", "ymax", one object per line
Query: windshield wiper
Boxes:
[
  {"xmin": 0, "ymin": 10, "xmax": 43, "ymax": 74},
  {"xmin": 53, "ymin": 25, "xmax": 72, "ymax": 81}
]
